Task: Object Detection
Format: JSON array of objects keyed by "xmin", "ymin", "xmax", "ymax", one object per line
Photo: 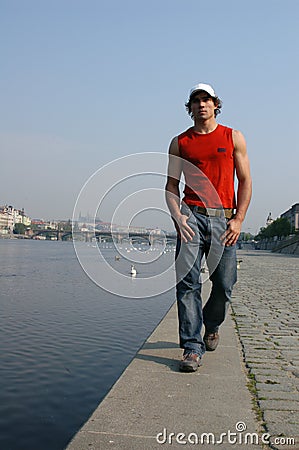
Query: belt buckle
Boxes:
[
  {"xmin": 206, "ymin": 208, "xmax": 224, "ymax": 218},
  {"xmin": 206, "ymin": 208, "xmax": 217, "ymax": 217}
]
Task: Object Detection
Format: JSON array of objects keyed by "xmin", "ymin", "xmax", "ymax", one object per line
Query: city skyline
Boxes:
[{"xmin": 1, "ymin": 200, "xmax": 297, "ymax": 236}]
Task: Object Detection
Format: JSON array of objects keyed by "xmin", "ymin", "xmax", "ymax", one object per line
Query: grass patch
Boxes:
[{"xmin": 246, "ymin": 373, "xmax": 264, "ymax": 423}]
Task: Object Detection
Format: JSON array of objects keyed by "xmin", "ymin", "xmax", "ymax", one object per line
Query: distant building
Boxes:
[
  {"xmin": 0, "ymin": 206, "xmax": 14, "ymax": 232},
  {"xmin": 280, "ymin": 203, "xmax": 299, "ymax": 231},
  {"xmin": 32, "ymin": 219, "xmax": 45, "ymax": 225},
  {"xmin": 0, "ymin": 205, "xmax": 31, "ymax": 233},
  {"xmin": 31, "ymin": 219, "xmax": 58, "ymax": 230},
  {"xmin": 15, "ymin": 208, "xmax": 31, "ymax": 227},
  {"xmin": 266, "ymin": 212, "xmax": 274, "ymax": 227}
]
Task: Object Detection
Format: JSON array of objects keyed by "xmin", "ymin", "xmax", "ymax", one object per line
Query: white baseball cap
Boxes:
[{"xmin": 189, "ymin": 83, "xmax": 216, "ymax": 99}]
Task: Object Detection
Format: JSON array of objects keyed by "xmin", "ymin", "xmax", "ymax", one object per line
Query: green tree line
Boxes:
[{"xmin": 256, "ymin": 217, "xmax": 292, "ymax": 240}]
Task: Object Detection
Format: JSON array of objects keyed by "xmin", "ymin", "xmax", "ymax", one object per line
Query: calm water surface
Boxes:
[{"xmin": 0, "ymin": 239, "xmax": 175, "ymax": 450}]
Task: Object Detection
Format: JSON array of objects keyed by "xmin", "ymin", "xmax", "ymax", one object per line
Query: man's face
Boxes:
[{"xmin": 190, "ymin": 91, "xmax": 217, "ymax": 120}]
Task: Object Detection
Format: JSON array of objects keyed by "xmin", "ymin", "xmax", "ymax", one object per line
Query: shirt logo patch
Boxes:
[{"xmin": 217, "ymin": 148, "xmax": 226, "ymax": 153}]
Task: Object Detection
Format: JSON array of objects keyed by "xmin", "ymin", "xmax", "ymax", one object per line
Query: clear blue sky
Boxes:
[{"xmin": 1, "ymin": 0, "xmax": 298, "ymax": 234}]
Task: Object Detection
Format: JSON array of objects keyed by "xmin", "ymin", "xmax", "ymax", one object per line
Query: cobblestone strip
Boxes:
[{"xmin": 231, "ymin": 250, "xmax": 299, "ymax": 450}]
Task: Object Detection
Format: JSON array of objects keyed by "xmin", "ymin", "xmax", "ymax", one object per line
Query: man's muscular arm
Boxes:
[
  {"xmin": 221, "ymin": 130, "xmax": 252, "ymax": 246},
  {"xmin": 165, "ymin": 137, "xmax": 195, "ymax": 242}
]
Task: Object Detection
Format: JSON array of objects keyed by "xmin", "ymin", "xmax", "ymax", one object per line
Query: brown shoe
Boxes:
[
  {"xmin": 179, "ymin": 352, "xmax": 201, "ymax": 372},
  {"xmin": 204, "ymin": 332, "xmax": 219, "ymax": 351}
]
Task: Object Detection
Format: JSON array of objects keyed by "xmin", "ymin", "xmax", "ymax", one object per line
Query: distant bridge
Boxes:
[
  {"xmin": 94, "ymin": 230, "xmax": 176, "ymax": 245},
  {"xmin": 30, "ymin": 229, "xmax": 177, "ymax": 244},
  {"xmin": 31, "ymin": 229, "xmax": 72, "ymax": 241}
]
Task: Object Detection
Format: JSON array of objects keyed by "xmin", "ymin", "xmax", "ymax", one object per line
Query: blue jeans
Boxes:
[{"xmin": 175, "ymin": 205, "xmax": 237, "ymax": 357}]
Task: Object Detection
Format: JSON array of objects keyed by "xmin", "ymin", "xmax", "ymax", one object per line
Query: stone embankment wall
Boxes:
[
  {"xmin": 272, "ymin": 236, "xmax": 299, "ymax": 255},
  {"xmin": 257, "ymin": 236, "xmax": 299, "ymax": 255},
  {"xmin": 274, "ymin": 243, "xmax": 299, "ymax": 255}
]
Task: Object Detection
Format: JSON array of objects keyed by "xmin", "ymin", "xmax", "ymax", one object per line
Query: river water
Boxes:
[{"xmin": 0, "ymin": 239, "xmax": 176, "ymax": 450}]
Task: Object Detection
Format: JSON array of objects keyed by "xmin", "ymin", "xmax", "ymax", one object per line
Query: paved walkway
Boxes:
[
  {"xmin": 66, "ymin": 250, "xmax": 298, "ymax": 450},
  {"xmin": 231, "ymin": 250, "xmax": 299, "ymax": 449}
]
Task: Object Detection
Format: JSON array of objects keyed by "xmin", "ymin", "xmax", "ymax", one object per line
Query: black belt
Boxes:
[{"xmin": 188, "ymin": 205, "xmax": 234, "ymax": 219}]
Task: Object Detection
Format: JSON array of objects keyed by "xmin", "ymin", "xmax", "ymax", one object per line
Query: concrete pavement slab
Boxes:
[{"xmin": 66, "ymin": 297, "xmax": 262, "ymax": 449}]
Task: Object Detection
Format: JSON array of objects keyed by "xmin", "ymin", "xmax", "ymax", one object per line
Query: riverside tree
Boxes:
[
  {"xmin": 256, "ymin": 217, "xmax": 291, "ymax": 240},
  {"xmin": 13, "ymin": 223, "xmax": 27, "ymax": 235}
]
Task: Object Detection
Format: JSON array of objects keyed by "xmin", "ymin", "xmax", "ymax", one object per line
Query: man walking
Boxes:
[{"xmin": 165, "ymin": 83, "xmax": 252, "ymax": 372}]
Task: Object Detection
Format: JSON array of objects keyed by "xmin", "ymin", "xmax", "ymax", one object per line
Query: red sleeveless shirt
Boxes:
[{"xmin": 178, "ymin": 124, "xmax": 236, "ymax": 209}]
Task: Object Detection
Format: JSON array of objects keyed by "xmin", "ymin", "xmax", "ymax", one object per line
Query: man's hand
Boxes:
[
  {"xmin": 221, "ymin": 217, "xmax": 242, "ymax": 246},
  {"xmin": 175, "ymin": 214, "xmax": 195, "ymax": 243}
]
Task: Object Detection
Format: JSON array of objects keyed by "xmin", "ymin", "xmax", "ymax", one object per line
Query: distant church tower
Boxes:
[{"xmin": 266, "ymin": 212, "xmax": 274, "ymax": 226}]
